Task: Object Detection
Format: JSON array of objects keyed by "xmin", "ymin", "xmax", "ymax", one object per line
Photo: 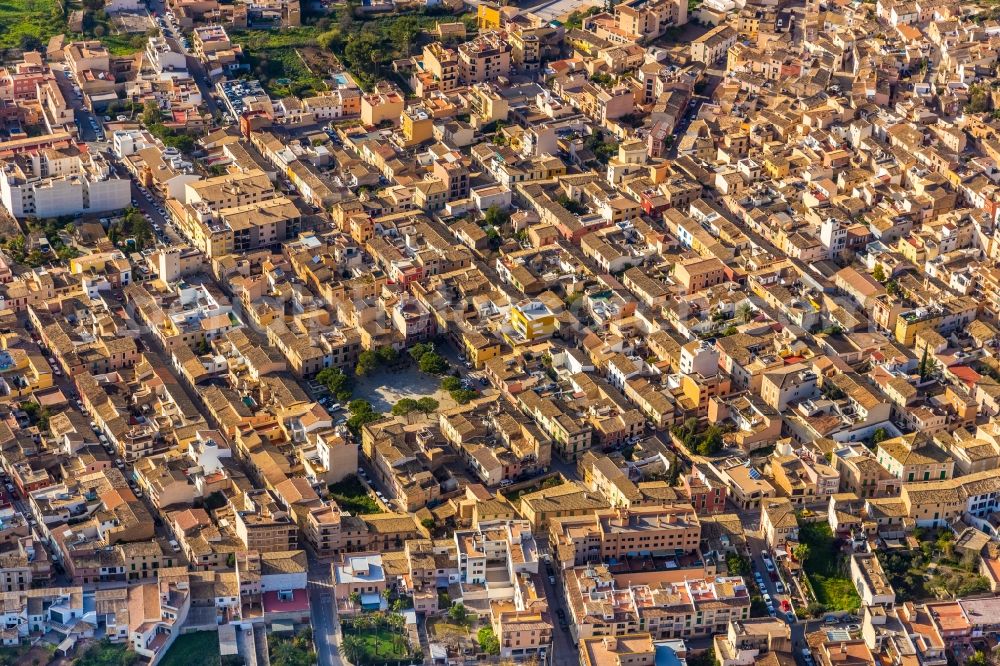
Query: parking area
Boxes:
[
  {"xmin": 154, "ymin": 9, "xmax": 191, "ymax": 52},
  {"xmin": 746, "ymin": 533, "xmax": 797, "ymax": 625}
]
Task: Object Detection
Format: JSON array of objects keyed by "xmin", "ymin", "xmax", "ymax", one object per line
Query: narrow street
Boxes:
[
  {"xmin": 307, "ymin": 555, "xmax": 344, "ymax": 666},
  {"xmin": 147, "ymin": 0, "xmax": 219, "ymax": 115},
  {"xmin": 534, "ymin": 536, "xmax": 580, "ymax": 666},
  {"xmin": 253, "ymin": 623, "xmax": 271, "ymax": 666},
  {"xmin": 235, "ymin": 625, "xmax": 258, "ymax": 666}
]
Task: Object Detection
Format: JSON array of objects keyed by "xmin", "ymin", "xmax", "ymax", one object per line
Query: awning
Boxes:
[{"xmin": 360, "ymin": 592, "xmax": 382, "ymax": 609}]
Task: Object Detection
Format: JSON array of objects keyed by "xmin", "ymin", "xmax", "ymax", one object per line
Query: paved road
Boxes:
[
  {"xmin": 745, "ymin": 532, "xmax": 795, "ymax": 621},
  {"xmin": 307, "ymin": 556, "xmax": 344, "ymax": 666},
  {"xmin": 534, "ymin": 536, "xmax": 579, "ymax": 666},
  {"xmin": 147, "ymin": 0, "xmax": 220, "ymax": 115},
  {"xmin": 108, "ymin": 156, "xmax": 182, "ymax": 246}
]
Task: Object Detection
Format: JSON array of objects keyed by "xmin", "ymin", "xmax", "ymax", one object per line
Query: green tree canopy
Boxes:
[
  {"xmin": 418, "ymin": 352, "xmax": 448, "ymax": 374},
  {"xmin": 409, "ymin": 342, "xmax": 434, "ymax": 362},
  {"xmin": 317, "ymin": 368, "xmax": 352, "ymax": 401},
  {"xmin": 477, "ymin": 626, "xmax": 500, "ymax": 655},
  {"xmin": 484, "ymin": 205, "xmax": 511, "ymax": 228}
]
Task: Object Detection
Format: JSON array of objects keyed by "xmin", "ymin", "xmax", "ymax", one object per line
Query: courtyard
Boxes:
[{"xmin": 353, "ymin": 365, "xmax": 457, "ymax": 413}]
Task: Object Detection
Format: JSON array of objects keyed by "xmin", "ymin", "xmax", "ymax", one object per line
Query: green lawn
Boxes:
[
  {"xmin": 357, "ymin": 627, "xmax": 410, "ymax": 661},
  {"xmin": 0, "ymin": 0, "xmax": 65, "ymax": 50},
  {"xmin": 798, "ymin": 522, "xmax": 861, "ymax": 611},
  {"xmin": 159, "ymin": 631, "xmax": 221, "ymax": 666},
  {"xmin": 342, "ymin": 623, "xmax": 414, "ymax": 664},
  {"xmin": 329, "ymin": 474, "xmax": 380, "ymax": 515},
  {"xmin": 96, "ymin": 31, "xmax": 149, "ymax": 56}
]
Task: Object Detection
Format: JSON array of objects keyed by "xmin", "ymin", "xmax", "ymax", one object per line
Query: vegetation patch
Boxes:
[
  {"xmin": 159, "ymin": 631, "xmax": 222, "ymax": 666},
  {"xmin": 317, "ymin": 8, "xmax": 476, "ymax": 90},
  {"xmin": 268, "ymin": 627, "xmax": 316, "ymax": 666},
  {"xmin": 341, "ymin": 612, "xmax": 417, "ymax": 665},
  {"xmin": 75, "ymin": 640, "xmax": 143, "ymax": 666},
  {"xmin": 798, "ymin": 522, "xmax": 861, "ymax": 612},
  {"xmin": 231, "ymin": 27, "xmax": 326, "ymax": 98},
  {"xmin": 0, "ymin": 0, "xmax": 64, "ymax": 51},
  {"xmin": 329, "ymin": 474, "xmax": 380, "ymax": 514},
  {"xmin": 0, "ymin": 645, "xmax": 34, "ymax": 666}
]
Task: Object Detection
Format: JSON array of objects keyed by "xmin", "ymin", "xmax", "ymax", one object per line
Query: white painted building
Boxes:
[{"xmin": 0, "ymin": 148, "xmax": 130, "ymax": 218}]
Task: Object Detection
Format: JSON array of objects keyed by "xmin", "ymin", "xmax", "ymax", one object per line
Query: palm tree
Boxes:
[
  {"xmin": 349, "ymin": 612, "xmax": 377, "ymax": 657},
  {"xmin": 388, "ymin": 612, "xmax": 406, "ymax": 654},
  {"xmin": 738, "ymin": 303, "xmax": 754, "ymax": 324},
  {"xmin": 341, "ymin": 635, "xmax": 364, "ymax": 665},
  {"xmin": 349, "ymin": 591, "xmax": 361, "ymax": 609},
  {"xmin": 355, "ymin": 613, "xmax": 379, "ymax": 656}
]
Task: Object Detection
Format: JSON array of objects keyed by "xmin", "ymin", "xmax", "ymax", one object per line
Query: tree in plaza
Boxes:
[
  {"xmin": 355, "ymin": 349, "xmax": 379, "ymax": 377},
  {"xmin": 409, "ymin": 342, "xmax": 434, "ymax": 362},
  {"xmin": 317, "ymin": 367, "xmax": 352, "ymax": 401},
  {"xmin": 415, "ymin": 397, "xmax": 438, "ymax": 413},
  {"xmin": 391, "ymin": 398, "xmax": 419, "ymax": 416},
  {"xmin": 418, "ymin": 352, "xmax": 448, "ymax": 374},
  {"xmin": 346, "ymin": 399, "xmax": 381, "ymax": 433},
  {"xmin": 375, "ymin": 345, "xmax": 398, "ymax": 365}
]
